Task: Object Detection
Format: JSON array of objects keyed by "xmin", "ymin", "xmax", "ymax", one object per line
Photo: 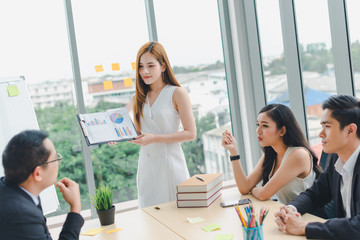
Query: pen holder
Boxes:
[{"xmin": 241, "ymin": 225, "xmax": 264, "ymax": 240}]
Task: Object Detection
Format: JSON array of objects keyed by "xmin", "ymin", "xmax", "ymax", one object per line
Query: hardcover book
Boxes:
[
  {"xmin": 176, "ymin": 188, "xmax": 222, "ymax": 208},
  {"xmin": 177, "ymin": 182, "xmax": 223, "ymax": 200},
  {"xmin": 176, "ymin": 173, "xmax": 223, "ymax": 193}
]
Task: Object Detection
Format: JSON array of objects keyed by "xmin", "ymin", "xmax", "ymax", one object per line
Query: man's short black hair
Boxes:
[
  {"xmin": 322, "ymin": 95, "xmax": 360, "ymax": 138},
  {"xmin": 2, "ymin": 130, "xmax": 50, "ymax": 185}
]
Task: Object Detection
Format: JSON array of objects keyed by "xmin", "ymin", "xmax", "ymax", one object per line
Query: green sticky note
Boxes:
[
  {"xmin": 186, "ymin": 217, "xmax": 205, "ymax": 224},
  {"xmin": 202, "ymin": 223, "xmax": 221, "ymax": 232},
  {"xmin": 7, "ymin": 85, "xmax": 19, "ymax": 97},
  {"xmin": 215, "ymin": 233, "xmax": 233, "ymax": 240}
]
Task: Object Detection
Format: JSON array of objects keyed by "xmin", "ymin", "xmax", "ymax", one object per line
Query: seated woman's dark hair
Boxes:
[{"xmin": 260, "ymin": 104, "xmax": 322, "ymax": 185}]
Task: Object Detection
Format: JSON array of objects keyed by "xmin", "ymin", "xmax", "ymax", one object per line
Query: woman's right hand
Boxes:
[
  {"xmin": 108, "ymin": 142, "xmax": 118, "ymax": 146},
  {"xmin": 222, "ymin": 130, "xmax": 238, "ymax": 156}
]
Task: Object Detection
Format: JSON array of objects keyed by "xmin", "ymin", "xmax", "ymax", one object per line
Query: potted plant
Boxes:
[{"xmin": 90, "ymin": 183, "xmax": 115, "ymax": 225}]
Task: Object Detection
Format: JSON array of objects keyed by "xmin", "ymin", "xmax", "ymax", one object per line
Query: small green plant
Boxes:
[{"xmin": 90, "ymin": 183, "xmax": 113, "ymax": 211}]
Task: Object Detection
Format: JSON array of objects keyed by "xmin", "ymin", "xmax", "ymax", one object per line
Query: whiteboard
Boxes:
[{"xmin": 0, "ymin": 76, "xmax": 59, "ymax": 214}]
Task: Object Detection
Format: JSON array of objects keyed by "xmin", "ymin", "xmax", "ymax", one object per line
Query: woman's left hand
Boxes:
[{"xmin": 129, "ymin": 133, "xmax": 156, "ymax": 146}]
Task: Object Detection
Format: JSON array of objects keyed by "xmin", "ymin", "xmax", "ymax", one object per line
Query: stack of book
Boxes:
[{"xmin": 176, "ymin": 173, "xmax": 223, "ymax": 208}]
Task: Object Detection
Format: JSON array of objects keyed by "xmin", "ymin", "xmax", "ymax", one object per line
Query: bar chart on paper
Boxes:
[
  {"xmin": 115, "ymin": 126, "xmax": 133, "ymax": 137},
  {"xmin": 77, "ymin": 107, "xmax": 138, "ymax": 145},
  {"xmin": 87, "ymin": 118, "xmax": 106, "ymax": 126}
]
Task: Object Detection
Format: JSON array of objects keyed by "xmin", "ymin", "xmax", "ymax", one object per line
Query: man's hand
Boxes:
[
  {"xmin": 274, "ymin": 205, "xmax": 289, "ymax": 232},
  {"xmin": 56, "ymin": 177, "xmax": 81, "ymax": 214},
  {"xmin": 274, "ymin": 206, "xmax": 307, "ymax": 236}
]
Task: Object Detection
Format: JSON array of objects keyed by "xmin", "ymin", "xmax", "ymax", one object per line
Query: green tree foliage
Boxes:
[
  {"xmin": 300, "ymin": 43, "xmax": 332, "ymax": 73},
  {"xmin": 183, "ymin": 115, "xmax": 216, "ymax": 175},
  {"xmin": 265, "ymin": 42, "xmax": 334, "ymax": 75},
  {"xmin": 36, "ymin": 101, "xmax": 215, "ymax": 216},
  {"xmin": 264, "ymin": 57, "xmax": 286, "ymax": 75},
  {"xmin": 36, "ymin": 101, "xmax": 139, "ymax": 215},
  {"xmin": 91, "ymin": 141, "xmax": 139, "ymax": 203}
]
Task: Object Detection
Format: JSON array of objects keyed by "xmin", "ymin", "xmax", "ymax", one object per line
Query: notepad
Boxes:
[
  {"xmin": 81, "ymin": 228, "xmax": 106, "ymax": 236},
  {"xmin": 95, "ymin": 65, "xmax": 104, "ymax": 72},
  {"xmin": 124, "ymin": 77, "xmax": 133, "ymax": 87},
  {"xmin": 106, "ymin": 228, "xmax": 122, "ymax": 233},
  {"xmin": 215, "ymin": 233, "xmax": 233, "ymax": 240},
  {"xmin": 202, "ymin": 223, "xmax": 221, "ymax": 232},
  {"xmin": 112, "ymin": 63, "xmax": 120, "ymax": 71},
  {"xmin": 103, "ymin": 81, "xmax": 113, "ymax": 90},
  {"xmin": 186, "ymin": 217, "xmax": 205, "ymax": 224},
  {"xmin": 7, "ymin": 85, "xmax": 19, "ymax": 97}
]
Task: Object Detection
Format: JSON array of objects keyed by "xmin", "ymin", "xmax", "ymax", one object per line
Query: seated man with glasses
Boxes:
[{"xmin": 0, "ymin": 130, "xmax": 84, "ymax": 240}]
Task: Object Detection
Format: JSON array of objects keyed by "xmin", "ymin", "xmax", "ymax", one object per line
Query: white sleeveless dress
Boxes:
[
  {"xmin": 137, "ymin": 85, "xmax": 190, "ymax": 208},
  {"xmin": 271, "ymin": 146, "xmax": 316, "ymax": 204}
]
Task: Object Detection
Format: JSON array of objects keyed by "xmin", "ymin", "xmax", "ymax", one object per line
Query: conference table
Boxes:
[{"xmin": 49, "ymin": 187, "xmax": 325, "ymax": 239}]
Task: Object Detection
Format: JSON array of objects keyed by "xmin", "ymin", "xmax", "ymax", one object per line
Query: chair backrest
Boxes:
[{"xmin": 319, "ymin": 151, "xmax": 338, "ymax": 170}]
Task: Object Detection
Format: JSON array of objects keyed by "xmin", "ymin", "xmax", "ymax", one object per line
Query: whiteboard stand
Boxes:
[{"xmin": 0, "ymin": 76, "xmax": 60, "ymax": 214}]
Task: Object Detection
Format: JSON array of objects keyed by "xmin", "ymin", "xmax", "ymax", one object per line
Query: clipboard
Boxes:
[{"xmin": 77, "ymin": 107, "xmax": 138, "ymax": 145}]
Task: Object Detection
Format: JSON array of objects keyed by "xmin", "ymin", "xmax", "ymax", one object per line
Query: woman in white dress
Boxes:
[
  {"xmin": 128, "ymin": 42, "xmax": 196, "ymax": 208},
  {"xmin": 222, "ymin": 104, "xmax": 322, "ymax": 204}
]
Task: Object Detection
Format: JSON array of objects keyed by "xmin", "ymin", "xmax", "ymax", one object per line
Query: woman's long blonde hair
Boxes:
[{"xmin": 133, "ymin": 41, "xmax": 180, "ymax": 131}]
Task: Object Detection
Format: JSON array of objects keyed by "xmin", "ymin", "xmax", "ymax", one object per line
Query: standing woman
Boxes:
[
  {"xmin": 222, "ymin": 104, "xmax": 322, "ymax": 204},
  {"xmin": 130, "ymin": 42, "xmax": 196, "ymax": 208}
]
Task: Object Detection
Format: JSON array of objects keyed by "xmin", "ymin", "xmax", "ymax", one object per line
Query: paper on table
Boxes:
[
  {"xmin": 81, "ymin": 228, "xmax": 106, "ymax": 236},
  {"xmin": 186, "ymin": 217, "xmax": 205, "ymax": 224},
  {"xmin": 202, "ymin": 223, "xmax": 221, "ymax": 232},
  {"xmin": 215, "ymin": 233, "xmax": 233, "ymax": 240},
  {"xmin": 106, "ymin": 228, "xmax": 122, "ymax": 233}
]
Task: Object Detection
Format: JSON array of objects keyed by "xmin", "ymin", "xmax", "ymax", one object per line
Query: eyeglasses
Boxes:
[{"xmin": 37, "ymin": 153, "xmax": 63, "ymax": 167}]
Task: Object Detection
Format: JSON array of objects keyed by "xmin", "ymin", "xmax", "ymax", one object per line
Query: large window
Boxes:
[
  {"xmin": 347, "ymin": 0, "xmax": 360, "ymax": 97},
  {"xmin": 154, "ymin": 0, "xmax": 233, "ymax": 180},
  {"xmin": 256, "ymin": 0, "xmax": 288, "ymax": 104},
  {"xmin": 71, "ymin": 0, "xmax": 148, "ymax": 204},
  {"xmin": 294, "ymin": 0, "xmax": 335, "ymax": 153},
  {"xmin": 0, "ymin": 1, "xmax": 86, "ymax": 216},
  {"xmin": 3, "ymin": 0, "xmax": 358, "ymax": 220}
]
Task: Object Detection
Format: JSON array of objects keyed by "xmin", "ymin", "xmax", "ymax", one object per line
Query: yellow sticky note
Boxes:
[
  {"xmin": 103, "ymin": 81, "xmax": 113, "ymax": 90},
  {"xmin": 202, "ymin": 223, "xmax": 221, "ymax": 232},
  {"xmin": 81, "ymin": 228, "xmax": 106, "ymax": 236},
  {"xmin": 112, "ymin": 63, "xmax": 120, "ymax": 71},
  {"xmin": 95, "ymin": 65, "xmax": 104, "ymax": 72},
  {"xmin": 124, "ymin": 77, "xmax": 133, "ymax": 87},
  {"xmin": 7, "ymin": 85, "xmax": 19, "ymax": 97},
  {"xmin": 131, "ymin": 62, "xmax": 136, "ymax": 70},
  {"xmin": 215, "ymin": 233, "xmax": 233, "ymax": 240},
  {"xmin": 186, "ymin": 217, "xmax": 205, "ymax": 224},
  {"xmin": 106, "ymin": 228, "xmax": 122, "ymax": 234}
]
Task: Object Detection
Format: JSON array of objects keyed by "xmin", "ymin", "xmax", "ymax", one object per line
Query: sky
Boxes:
[{"xmin": 0, "ymin": 0, "xmax": 360, "ymax": 84}]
